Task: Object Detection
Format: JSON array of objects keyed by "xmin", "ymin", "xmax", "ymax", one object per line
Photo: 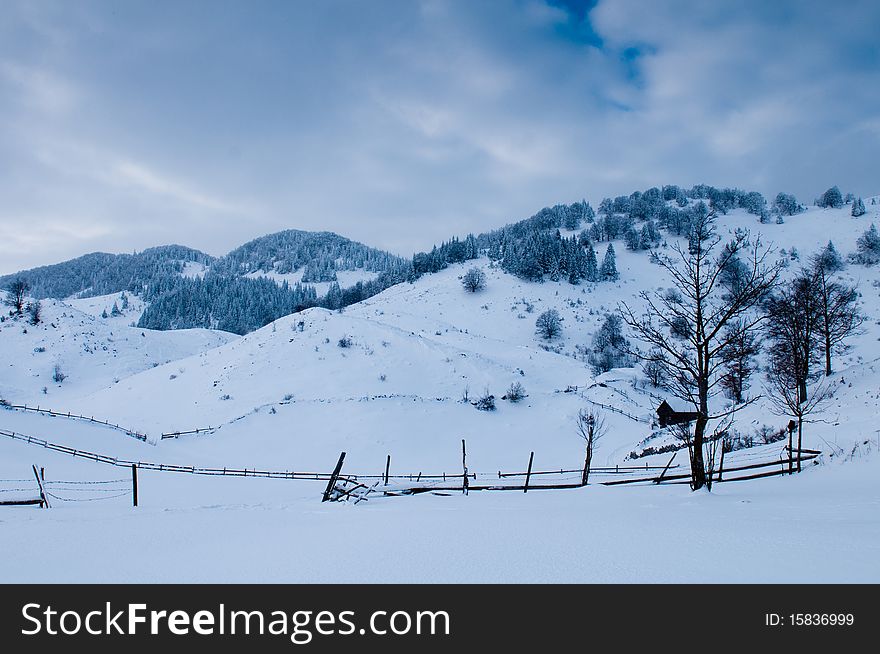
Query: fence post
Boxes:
[
  {"xmin": 654, "ymin": 451, "xmax": 678, "ymax": 484},
  {"xmin": 524, "ymin": 452, "xmax": 534, "ymax": 493},
  {"xmin": 717, "ymin": 446, "xmax": 725, "ymax": 482},
  {"xmin": 32, "ymin": 465, "xmax": 48, "ymax": 509},
  {"xmin": 131, "ymin": 464, "xmax": 138, "ymax": 507},
  {"xmin": 461, "ymin": 439, "xmax": 468, "ymax": 496},
  {"xmin": 384, "ymin": 455, "xmax": 391, "ymax": 486},
  {"xmin": 322, "ymin": 452, "xmax": 346, "ymax": 502}
]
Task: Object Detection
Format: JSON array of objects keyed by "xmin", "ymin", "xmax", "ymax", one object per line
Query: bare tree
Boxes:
[
  {"xmin": 810, "ymin": 259, "xmax": 863, "ymax": 376},
  {"xmin": 642, "ymin": 350, "xmax": 668, "ymax": 388},
  {"xmin": 765, "ymin": 275, "xmax": 823, "ymax": 404},
  {"xmin": 669, "ymin": 417, "xmax": 729, "ymax": 491},
  {"xmin": 766, "ymin": 356, "xmax": 833, "ymax": 472},
  {"xmin": 719, "ymin": 318, "xmax": 760, "ymax": 404},
  {"xmin": 461, "ymin": 267, "xmax": 486, "ymax": 293},
  {"xmin": 535, "ymin": 309, "xmax": 562, "ymax": 340},
  {"xmin": 575, "ymin": 409, "xmax": 605, "ymax": 484},
  {"xmin": 4, "ymin": 278, "xmax": 29, "ymax": 315},
  {"xmin": 620, "ymin": 212, "xmax": 781, "ymax": 490}
]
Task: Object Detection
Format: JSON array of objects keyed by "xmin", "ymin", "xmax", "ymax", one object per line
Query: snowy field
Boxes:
[{"xmin": 1, "ymin": 203, "xmax": 880, "ymax": 583}]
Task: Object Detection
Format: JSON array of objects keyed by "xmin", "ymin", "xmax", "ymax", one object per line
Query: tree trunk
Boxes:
[
  {"xmin": 798, "ymin": 378, "xmax": 808, "ymax": 405},
  {"xmin": 691, "ymin": 415, "xmax": 708, "ymax": 490},
  {"xmin": 582, "ymin": 444, "xmax": 592, "ymax": 486},
  {"xmin": 825, "ymin": 333, "xmax": 833, "ymax": 376},
  {"xmin": 797, "ymin": 417, "xmax": 803, "ymax": 473}
]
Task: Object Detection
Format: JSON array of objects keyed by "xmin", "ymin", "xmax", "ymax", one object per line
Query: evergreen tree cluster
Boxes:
[
  {"xmin": 138, "ymin": 275, "xmax": 319, "ymax": 335},
  {"xmin": 215, "ymin": 230, "xmax": 407, "ymax": 279}
]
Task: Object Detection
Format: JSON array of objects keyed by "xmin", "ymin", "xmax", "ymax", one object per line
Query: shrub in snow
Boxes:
[
  {"xmin": 504, "ymin": 382, "xmax": 527, "ymax": 403},
  {"xmin": 52, "ymin": 364, "xmax": 66, "ymax": 384},
  {"xmin": 337, "ymin": 336, "xmax": 352, "ymax": 348},
  {"xmin": 535, "ymin": 309, "xmax": 562, "ymax": 340},
  {"xmin": 461, "ymin": 267, "xmax": 486, "ymax": 293},
  {"xmin": 27, "ymin": 301, "xmax": 41, "ymax": 325},
  {"xmin": 473, "ymin": 390, "xmax": 496, "ymax": 411}
]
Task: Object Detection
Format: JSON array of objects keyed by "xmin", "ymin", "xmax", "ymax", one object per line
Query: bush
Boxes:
[
  {"xmin": 461, "ymin": 267, "xmax": 487, "ymax": 293},
  {"xmin": 52, "ymin": 364, "xmax": 66, "ymax": 384},
  {"xmin": 504, "ymin": 381, "xmax": 527, "ymax": 402},
  {"xmin": 473, "ymin": 390, "xmax": 496, "ymax": 411},
  {"xmin": 337, "ymin": 336, "xmax": 352, "ymax": 348},
  {"xmin": 27, "ymin": 301, "xmax": 41, "ymax": 325}
]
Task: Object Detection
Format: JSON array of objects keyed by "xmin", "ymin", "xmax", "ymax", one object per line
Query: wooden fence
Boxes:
[
  {"xmin": 1, "ymin": 425, "xmax": 822, "ymax": 506},
  {"xmin": 2, "ymin": 404, "xmax": 148, "ymax": 442},
  {"xmin": 2, "ymin": 403, "xmax": 219, "ymax": 443}
]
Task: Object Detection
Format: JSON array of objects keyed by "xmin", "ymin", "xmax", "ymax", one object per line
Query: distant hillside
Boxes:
[
  {"xmin": 0, "ymin": 245, "xmax": 213, "ymax": 300},
  {"xmin": 215, "ymin": 229, "xmax": 408, "ymax": 282},
  {"xmin": 2, "ymin": 230, "xmax": 412, "ymax": 335},
  {"xmin": 411, "ymin": 183, "xmax": 818, "ymax": 283}
]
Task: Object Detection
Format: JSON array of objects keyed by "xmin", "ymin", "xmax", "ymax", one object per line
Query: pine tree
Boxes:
[
  {"xmin": 624, "ymin": 227, "xmax": 640, "ymax": 251},
  {"xmin": 584, "ymin": 202, "xmax": 595, "ymax": 222},
  {"xmin": 853, "ymin": 224, "xmax": 880, "ymax": 265},
  {"xmin": 852, "ymin": 197, "xmax": 866, "ymax": 217},
  {"xmin": 812, "ymin": 241, "xmax": 843, "ymax": 274},
  {"xmin": 584, "ymin": 243, "xmax": 599, "ymax": 282},
  {"xmin": 600, "ymin": 244, "xmax": 619, "ymax": 281},
  {"xmin": 818, "ymin": 186, "xmax": 843, "ymax": 208}
]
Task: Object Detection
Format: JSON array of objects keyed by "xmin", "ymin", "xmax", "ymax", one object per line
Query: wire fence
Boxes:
[{"xmin": 0, "ymin": 471, "xmax": 132, "ymax": 507}]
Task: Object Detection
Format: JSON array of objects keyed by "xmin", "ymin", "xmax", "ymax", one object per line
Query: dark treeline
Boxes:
[{"xmin": 137, "ymin": 261, "xmax": 413, "ymax": 335}]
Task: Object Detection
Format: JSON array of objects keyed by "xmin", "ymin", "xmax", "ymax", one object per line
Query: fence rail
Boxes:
[
  {"xmin": 0, "ymin": 428, "xmax": 343, "ymax": 483},
  {"xmin": 2, "ymin": 404, "xmax": 148, "ymax": 442},
  {"xmin": 160, "ymin": 427, "xmax": 216, "ymax": 440}
]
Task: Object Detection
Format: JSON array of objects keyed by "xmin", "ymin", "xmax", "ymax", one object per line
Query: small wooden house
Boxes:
[{"xmin": 656, "ymin": 400, "xmax": 699, "ymax": 428}]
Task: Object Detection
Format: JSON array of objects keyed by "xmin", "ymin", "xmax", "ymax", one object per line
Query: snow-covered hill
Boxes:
[
  {"xmin": 1, "ymin": 200, "xmax": 879, "ymax": 582},
  {"xmin": 0, "ymin": 297, "xmax": 236, "ymax": 405}
]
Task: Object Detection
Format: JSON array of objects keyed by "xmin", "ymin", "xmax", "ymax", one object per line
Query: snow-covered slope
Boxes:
[
  {"xmin": 0, "ymin": 298, "xmax": 237, "ymax": 405},
  {"xmin": 1, "ymin": 200, "xmax": 879, "ymax": 582}
]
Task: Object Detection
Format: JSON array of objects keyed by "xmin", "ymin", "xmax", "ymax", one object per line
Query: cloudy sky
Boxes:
[{"xmin": 1, "ymin": 0, "xmax": 878, "ymax": 274}]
